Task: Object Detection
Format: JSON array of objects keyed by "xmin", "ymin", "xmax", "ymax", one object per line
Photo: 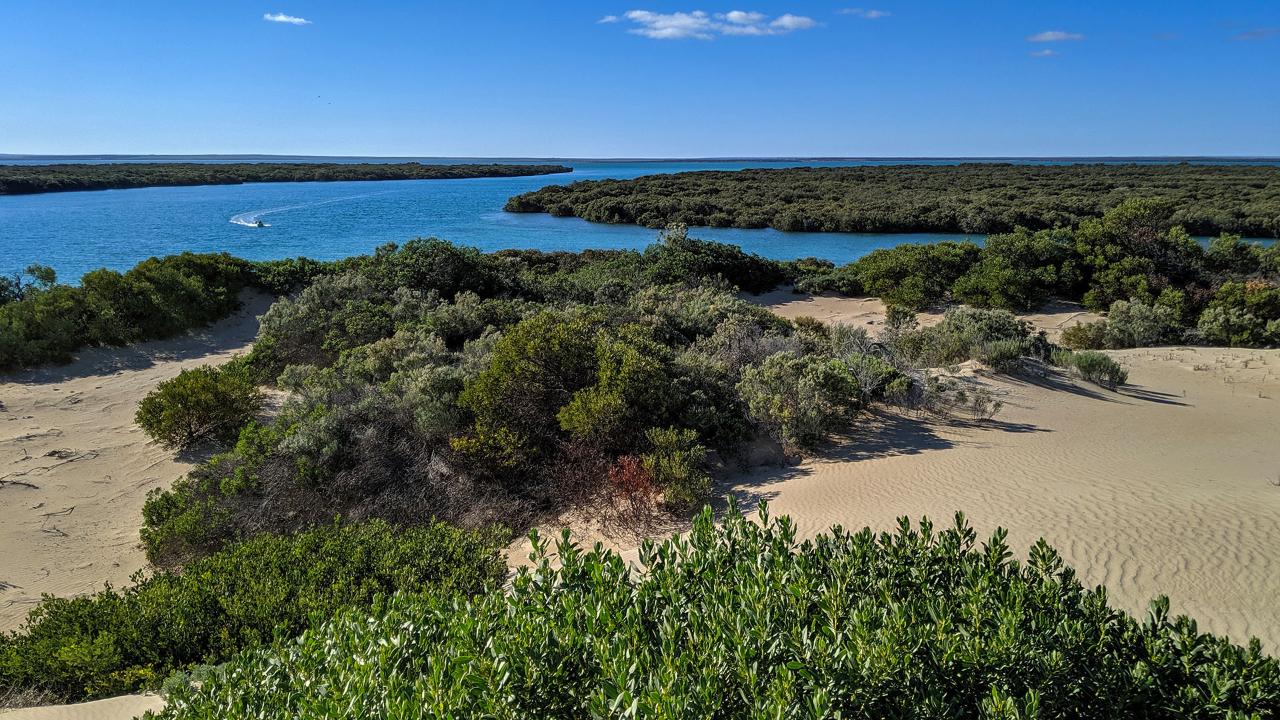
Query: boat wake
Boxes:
[{"xmin": 230, "ymin": 190, "xmax": 396, "ymax": 228}]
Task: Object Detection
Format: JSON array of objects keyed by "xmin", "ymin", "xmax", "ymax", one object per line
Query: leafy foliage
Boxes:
[
  {"xmin": 135, "ymin": 363, "xmax": 263, "ymax": 449},
  {"xmin": 0, "ymin": 253, "xmax": 254, "ymax": 369},
  {"xmin": 153, "ymin": 507, "xmax": 1280, "ymax": 719},
  {"xmin": 0, "ymin": 521, "xmax": 506, "ymax": 703},
  {"xmin": 507, "ymin": 163, "xmax": 1280, "ymax": 237}
]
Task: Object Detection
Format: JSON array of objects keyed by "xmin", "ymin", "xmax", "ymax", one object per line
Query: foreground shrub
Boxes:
[
  {"xmin": 1104, "ymin": 299, "xmax": 1183, "ymax": 348},
  {"xmin": 135, "ymin": 363, "xmax": 262, "ymax": 449},
  {"xmin": 0, "ymin": 521, "xmax": 506, "ymax": 703},
  {"xmin": 155, "ymin": 506, "xmax": 1280, "ymax": 719}
]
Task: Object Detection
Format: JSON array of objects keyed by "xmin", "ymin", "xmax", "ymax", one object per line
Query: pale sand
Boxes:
[
  {"xmin": 0, "ymin": 694, "xmax": 162, "ymax": 719},
  {"xmin": 0, "ymin": 291, "xmax": 272, "ymax": 632},
  {"xmin": 752, "ymin": 288, "xmax": 1104, "ymax": 341}
]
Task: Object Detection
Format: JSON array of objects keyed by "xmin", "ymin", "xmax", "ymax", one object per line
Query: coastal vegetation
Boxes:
[
  {"xmin": 153, "ymin": 507, "xmax": 1280, "ymax": 719},
  {"xmin": 0, "ymin": 521, "xmax": 505, "ymax": 702},
  {"xmin": 0, "ymin": 162, "xmax": 571, "ymax": 195},
  {"xmin": 2, "ymin": 199, "xmax": 1277, "ymax": 709},
  {"xmin": 505, "ymin": 163, "xmax": 1280, "ymax": 237}
]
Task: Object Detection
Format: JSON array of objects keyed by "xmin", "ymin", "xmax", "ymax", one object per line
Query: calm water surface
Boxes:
[{"xmin": 0, "ymin": 158, "xmax": 1273, "ymax": 281}]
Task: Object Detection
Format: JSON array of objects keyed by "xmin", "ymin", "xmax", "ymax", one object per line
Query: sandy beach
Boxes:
[{"xmin": 0, "ymin": 292, "xmax": 272, "ymax": 632}]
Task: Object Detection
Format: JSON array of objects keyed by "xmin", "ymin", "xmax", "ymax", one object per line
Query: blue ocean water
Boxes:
[{"xmin": 0, "ymin": 158, "xmax": 1274, "ymax": 282}]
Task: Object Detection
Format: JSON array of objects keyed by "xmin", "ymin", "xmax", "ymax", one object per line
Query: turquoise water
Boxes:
[{"xmin": 0, "ymin": 158, "xmax": 1273, "ymax": 282}]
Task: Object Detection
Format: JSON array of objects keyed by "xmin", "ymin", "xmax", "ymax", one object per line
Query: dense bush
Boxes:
[
  {"xmin": 154, "ymin": 507, "xmax": 1280, "ymax": 719},
  {"xmin": 506, "ymin": 163, "xmax": 1280, "ymax": 237},
  {"xmin": 1103, "ymin": 299, "xmax": 1184, "ymax": 348},
  {"xmin": 840, "ymin": 241, "xmax": 980, "ymax": 309},
  {"xmin": 1053, "ymin": 350, "xmax": 1129, "ymax": 388},
  {"xmin": 0, "ymin": 253, "xmax": 255, "ymax": 369},
  {"xmin": 0, "ymin": 163, "xmax": 570, "ymax": 195},
  {"xmin": 135, "ymin": 363, "xmax": 263, "ymax": 449},
  {"xmin": 737, "ymin": 352, "xmax": 861, "ymax": 450},
  {"xmin": 1060, "ymin": 321, "xmax": 1109, "ymax": 350},
  {"xmin": 0, "ymin": 521, "xmax": 506, "ymax": 702},
  {"xmin": 643, "ymin": 224, "xmax": 786, "ymax": 293},
  {"xmin": 951, "ymin": 227, "xmax": 1080, "ymax": 310}
]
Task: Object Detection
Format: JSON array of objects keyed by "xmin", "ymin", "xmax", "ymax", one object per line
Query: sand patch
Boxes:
[
  {"xmin": 749, "ymin": 289, "xmax": 1104, "ymax": 341},
  {"xmin": 0, "ymin": 291, "xmax": 272, "ymax": 631}
]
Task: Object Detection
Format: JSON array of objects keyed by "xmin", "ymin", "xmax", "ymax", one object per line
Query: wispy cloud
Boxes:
[
  {"xmin": 1026, "ymin": 30, "xmax": 1084, "ymax": 42},
  {"xmin": 1029, "ymin": 49, "xmax": 1058, "ymax": 57},
  {"xmin": 1234, "ymin": 27, "xmax": 1279, "ymax": 41},
  {"xmin": 263, "ymin": 12, "xmax": 310, "ymax": 25},
  {"xmin": 837, "ymin": 8, "xmax": 890, "ymax": 19},
  {"xmin": 610, "ymin": 10, "xmax": 818, "ymax": 39}
]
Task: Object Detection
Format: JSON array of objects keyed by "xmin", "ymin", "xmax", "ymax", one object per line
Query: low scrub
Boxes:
[
  {"xmin": 1053, "ymin": 349, "xmax": 1129, "ymax": 388},
  {"xmin": 0, "ymin": 521, "xmax": 505, "ymax": 703},
  {"xmin": 135, "ymin": 362, "xmax": 263, "ymax": 449},
  {"xmin": 154, "ymin": 507, "xmax": 1279, "ymax": 719}
]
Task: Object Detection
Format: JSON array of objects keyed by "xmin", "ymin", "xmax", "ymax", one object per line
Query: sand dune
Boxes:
[{"xmin": 0, "ymin": 292, "xmax": 272, "ymax": 632}]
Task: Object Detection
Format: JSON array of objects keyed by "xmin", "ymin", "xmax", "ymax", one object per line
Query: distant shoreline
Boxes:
[
  {"xmin": 4, "ymin": 154, "xmax": 1280, "ymax": 165},
  {"xmin": 0, "ymin": 162, "xmax": 572, "ymax": 196}
]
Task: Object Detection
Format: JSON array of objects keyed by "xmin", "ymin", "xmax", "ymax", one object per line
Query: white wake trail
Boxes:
[{"xmin": 230, "ymin": 190, "xmax": 397, "ymax": 227}]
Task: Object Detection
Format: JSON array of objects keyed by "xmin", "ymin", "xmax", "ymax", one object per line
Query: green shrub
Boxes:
[
  {"xmin": 951, "ymin": 227, "xmax": 1079, "ymax": 310},
  {"xmin": 135, "ymin": 364, "xmax": 262, "ymax": 449},
  {"xmin": 154, "ymin": 506, "xmax": 1280, "ymax": 719},
  {"xmin": 643, "ymin": 225, "xmax": 785, "ymax": 293},
  {"xmin": 641, "ymin": 427, "xmax": 711, "ymax": 513},
  {"xmin": 1104, "ymin": 299, "xmax": 1183, "ymax": 348},
  {"xmin": 0, "ymin": 253, "xmax": 252, "ymax": 370},
  {"xmin": 849, "ymin": 241, "xmax": 981, "ymax": 309},
  {"xmin": 1054, "ymin": 349, "xmax": 1129, "ymax": 388},
  {"xmin": 737, "ymin": 353, "xmax": 861, "ymax": 450},
  {"xmin": 0, "ymin": 521, "xmax": 506, "ymax": 703},
  {"xmin": 1060, "ymin": 320, "xmax": 1108, "ymax": 350}
]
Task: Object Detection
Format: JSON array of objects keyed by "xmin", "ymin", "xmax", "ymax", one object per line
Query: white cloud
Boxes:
[
  {"xmin": 614, "ymin": 9, "xmax": 818, "ymax": 39},
  {"xmin": 598, "ymin": 15, "xmax": 620, "ymax": 23},
  {"xmin": 1026, "ymin": 30, "xmax": 1084, "ymax": 42},
  {"xmin": 1029, "ymin": 49, "xmax": 1058, "ymax": 57},
  {"xmin": 264, "ymin": 12, "xmax": 310, "ymax": 25},
  {"xmin": 838, "ymin": 8, "xmax": 890, "ymax": 19}
]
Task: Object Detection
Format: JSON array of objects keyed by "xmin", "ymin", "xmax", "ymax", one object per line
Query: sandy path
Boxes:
[{"xmin": 0, "ymin": 292, "xmax": 272, "ymax": 632}]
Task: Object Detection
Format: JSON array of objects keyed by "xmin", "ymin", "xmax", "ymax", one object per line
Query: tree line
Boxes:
[
  {"xmin": 0, "ymin": 162, "xmax": 571, "ymax": 195},
  {"xmin": 505, "ymin": 163, "xmax": 1280, "ymax": 237}
]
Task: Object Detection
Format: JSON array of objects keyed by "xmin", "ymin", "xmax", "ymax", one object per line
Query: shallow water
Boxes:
[{"xmin": 0, "ymin": 158, "xmax": 1272, "ymax": 282}]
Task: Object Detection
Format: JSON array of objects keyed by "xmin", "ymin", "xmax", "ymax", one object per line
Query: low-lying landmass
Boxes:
[
  {"xmin": 505, "ymin": 163, "xmax": 1280, "ymax": 237},
  {"xmin": 0, "ymin": 162, "xmax": 571, "ymax": 196},
  {"xmin": 1, "ymin": 202, "xmax": 1278, "ymax": 716}
]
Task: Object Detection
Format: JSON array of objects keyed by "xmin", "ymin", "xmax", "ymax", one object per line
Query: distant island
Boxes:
[
  {"xmin": 505, "ymin": 163, "xmax": 1280, "ymax": 238},
  {"xmin": 0, "ymin": 162, "xmax": 572, "ymax": 195}
]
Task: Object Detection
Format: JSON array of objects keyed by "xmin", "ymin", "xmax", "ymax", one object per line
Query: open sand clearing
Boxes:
[
  {"xmin": 751, "ymin": 288, "xmax": 1104, "ymax": 341},
  {"xmin": 1, "ymin": 694, "xmax": 163, "ymax": 720},
  {"xmin": 0, "ymin": 291, "xmax": 272, "ymax": 632}
]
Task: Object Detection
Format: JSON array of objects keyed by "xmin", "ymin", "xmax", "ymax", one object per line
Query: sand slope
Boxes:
[
  {"xmin": 0, "ymin": 694, "xmax": 162, "ymax": 720},
  {"xmin": 0, "ymin": 292, "xmax": 272, "ymax": 631},
  {"xmin": 726, "ymin": 347, "xmax": 1279, "ymax": 648}
]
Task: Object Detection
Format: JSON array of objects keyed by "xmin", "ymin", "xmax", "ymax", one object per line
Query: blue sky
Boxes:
[{"xmin": 2, "ymin": 1, "xmax": 1277, "ymax": 157}]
